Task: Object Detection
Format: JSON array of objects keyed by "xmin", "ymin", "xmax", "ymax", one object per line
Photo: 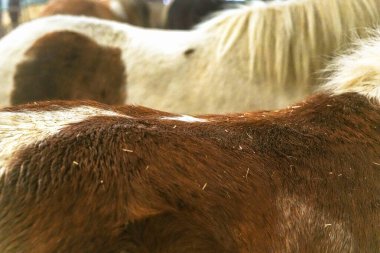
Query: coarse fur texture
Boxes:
[
  {"xmin": 0, "ymin": 34, "xmax": 380, "ymax": 252},
  {"xmin": 0, "ymin": 104, "xmax": 128, "ymax": 177},
  {"xmin": 0, "ymin": 93, "xmax": 379, "ymax": 252},
  {"xmin": 1, "ymin": 0, "xmax": 380, "ymax": 113}
]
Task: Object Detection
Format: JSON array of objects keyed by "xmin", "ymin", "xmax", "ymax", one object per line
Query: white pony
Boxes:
[{"xmin": 0, "ymin": 0, "xmax": 380, "ymax": 113}]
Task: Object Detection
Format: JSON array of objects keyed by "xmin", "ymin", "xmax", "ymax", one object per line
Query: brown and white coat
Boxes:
[
  {"xmin": 0, "ymin": 32, "xmax": 380, "ymax": 252},
  {"xmin": 1, "ymin": 0, "xmax": 380, "ymax": 114}
]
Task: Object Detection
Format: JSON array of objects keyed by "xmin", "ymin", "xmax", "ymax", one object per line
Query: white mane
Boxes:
[
  {"xmin": 1, "ymin": 0, "xmax": 380, "ymax": 114},
  {"xmin": 323, "ymin": 31, "xmax": 380, "ymax": 103},
  {"xmin": 198, "ymin": 0, "xmax": 380, "ymax": 87}
]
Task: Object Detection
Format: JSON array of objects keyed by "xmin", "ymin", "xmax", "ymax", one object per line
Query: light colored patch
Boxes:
[
  {"xmin": 277, "ymin": 195, "xmax": 353, "ymax": 252},
  {"xmin": 0, "ymin": 106, "xmax": 130, "ymax": 177},
  {"xmin": 323, "ymin": 31, "xmax": 380, "ymax": 103},
  {"xmin": 160, "ymin": 115, "xmax": 208, "ymax": 123},
  {"xmin": 109, "ymin": 0, "xmax": 128, "ymax": 20}
]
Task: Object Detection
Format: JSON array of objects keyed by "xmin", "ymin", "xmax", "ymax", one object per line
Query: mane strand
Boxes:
[
  {"xmin": 323, "ymin": 31, "xmax": 380, "ymax": 103},
  {"xmin": 200, "ymin": 0, "xmax": 380, "ymax": 89}
]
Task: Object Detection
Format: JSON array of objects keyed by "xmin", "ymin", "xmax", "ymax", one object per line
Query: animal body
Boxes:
[
  {"xmin": 40, "ymin": 0, "xmax": 151, "ymax": 27},
  {"xmin": 0, "ymin": 30, "xmax": 379, "ymax": 253},
  {"xmin": 1, "ymin": 0, "xmax": 380, "ymax": 114}
]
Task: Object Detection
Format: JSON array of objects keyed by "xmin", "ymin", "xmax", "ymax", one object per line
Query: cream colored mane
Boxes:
[
  {"xmin": 199, "ymin": 0, "xmax": 380, "ymax": 88},
  {"xmin": 1, "ymin": 0, "xmax": 380, "ymax": 114},
  {"xmin": 323, "ymin": 30, "xmax": 380, "ymax": 103}
]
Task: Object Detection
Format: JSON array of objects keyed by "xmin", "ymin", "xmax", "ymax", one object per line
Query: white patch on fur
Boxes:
[
  {"xmin": 277, "ymin": 195, "xmax": 354, "ymax": 252},
  {"xmin": 160, "ymin": 115, "xmax": 208, "ymax": 123},
  {"xmin": 0, "ymin": 106, "xmax": 130, "ymax": 177},
  {"xmin": 109, "ymin": 0, "xmax": 128, "ymax": 20},
  {"xmin": 323, "ymin": 32, "xmax": 380, "ymax": 103}
]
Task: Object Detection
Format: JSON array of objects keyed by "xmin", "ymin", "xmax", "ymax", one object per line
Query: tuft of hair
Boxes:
[
  {"xmin": 323, "ymin": 30, "xmax": 380, "ymax": 103},
  {"xmin": 198, "ymin": 0, "xmax": 380, "ymax": 87}
]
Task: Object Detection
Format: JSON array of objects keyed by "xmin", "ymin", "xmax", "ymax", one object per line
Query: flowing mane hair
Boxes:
[
  {"xmin": 323, "ymin": 30, "xmax": 380, "ymax": 102},
  {"xmin": 199, "ymin": 0, "xmax": 380, "ymax": 88},
  {"xmin": 2, "ymin": 0, "xmax": 380, "ymax": 113}
]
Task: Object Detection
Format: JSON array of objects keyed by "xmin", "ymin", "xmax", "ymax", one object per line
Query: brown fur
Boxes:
[
  {"xmin": 40, "ymin": 0, "xmax": 122, "ymax": 21},
  {"xmin": 0, "ymin": 93, "xmax": 379, "ymax": 252},
  {"xmin": 40, "ymin": 0, "xmax": 150, "ymax": 27},
  {"xmin": 11, "ymin": 31, "xmax": 126, "ymax": 105}
]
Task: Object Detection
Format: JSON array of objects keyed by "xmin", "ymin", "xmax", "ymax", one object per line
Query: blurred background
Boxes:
[{"xmin": 0, "ymin": 0, "xmax": 265, "ymax": 37}]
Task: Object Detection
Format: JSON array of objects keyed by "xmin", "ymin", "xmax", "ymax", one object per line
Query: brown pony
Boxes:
[
  {"xmin": 40, "ymin": 0, "xmax": 150, "ymax": 27},
  {"xmin": 0, "ymin": 33, "xmax": 379, "ymax": 252}
]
